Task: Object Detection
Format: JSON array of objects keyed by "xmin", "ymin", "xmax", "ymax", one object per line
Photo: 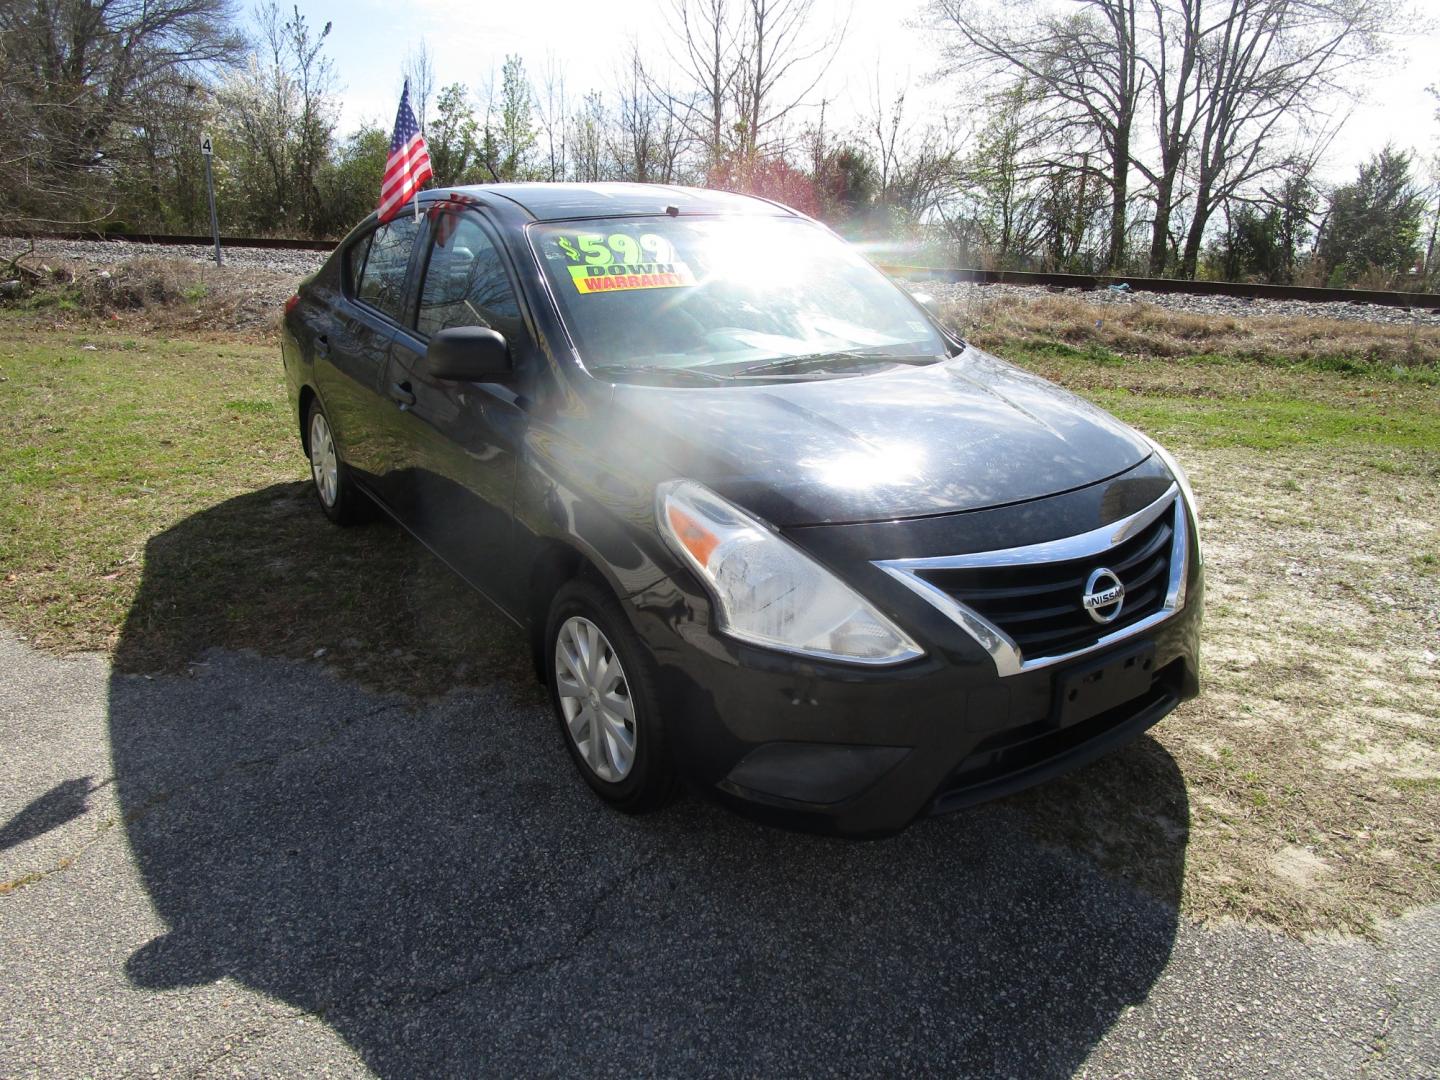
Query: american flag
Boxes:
[{"xmin": 378, "ymin": 80, "xmax": 433, "ymax": 222}]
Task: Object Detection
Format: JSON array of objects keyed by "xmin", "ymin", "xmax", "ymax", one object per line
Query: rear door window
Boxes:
[
  {"xmin": 354, "ymin": 217, "xmax": 419, "ymax": 321},
  {"xmin": 415, "ymin": 212, "xmax": 525, "ymax": 342}
]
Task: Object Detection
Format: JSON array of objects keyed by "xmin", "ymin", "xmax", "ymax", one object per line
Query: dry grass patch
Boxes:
[
  {"xmin": 1021, "ymin": 447, "xmax": 1440, "ymax": 937},
  {"xmin": 1, "ymin": 256, "xmax": 298, "ymax": 341},
  {"xmin": 946, "ymin": 291, "xmax": 1440, "ymax": 374}
]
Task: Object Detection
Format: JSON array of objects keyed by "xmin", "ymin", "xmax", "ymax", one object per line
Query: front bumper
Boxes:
[
  {"xmin": 622, "ymin": 470, "xmax": 1204, "ymax": 837},
  {"xmin": 628, "ymin": 577, "xmax": 1200, "ymax": 837}
]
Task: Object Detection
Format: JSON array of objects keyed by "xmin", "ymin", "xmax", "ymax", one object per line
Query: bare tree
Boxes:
[
  {"xmin": 569, "ymin": 91, "xmax": 608, "ymax": 183},
  {"xmin": 215, "ymin": 3, "xmax": 335, "ymax": 234},
  {"xmin": 401, "ymin": 40, "xmax": 436, "ymax": 132},
  {"xmin": 732, "ymin": 0, "xmax": 847, "ymax": 160},
  {"xmin": 1426, "ymin": 86, "xmax": 1440, "ymax": 286},
  {"xmin": 536, "ymin": 53, "xmax": 569, "ymax": 182},
  {"xmin": 653, "ymin": 0, "xmax": 746, "ymax": 165},
  {"xmin": 931, "ymin": 0, "xmax": 1145, "ymax": 271},
  {"xmin": 864, "ymin": 77, "xmax": 966, "ymax": 225},
  {"xmin": 1134, "ymin": 0, "xmax": 1203, "ymax": 274},
  {"xmin": 0, "ymin": 0, "xmax": 245, "ymax": 229},
  {"xmin": 611, "ymin": 49, "xmax": 659, "ymax": 182},
  {"xmin": 1173, "ymin": 0, "xmax": 1398, "ymax": 277},
  {"xmin": 286, "ymin": 6, "xmax": 334, "ymax": 226},
  {"xmin": 609, "ymin": 46, "xmax": 692, "ymax": 183}
]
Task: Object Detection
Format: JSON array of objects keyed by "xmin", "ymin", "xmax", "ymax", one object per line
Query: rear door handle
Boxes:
[
  {"xmin": 390, "ymin": 381, "xmax": 416, "ymax": 409},
  {"xmin": 314, "ymin": 334, "xmax": 330, "ymax": 357}
]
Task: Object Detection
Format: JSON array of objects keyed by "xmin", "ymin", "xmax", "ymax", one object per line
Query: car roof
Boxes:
[{"xmin": 429, "ymin": 182, "xmax": 798, "ymax": 222}]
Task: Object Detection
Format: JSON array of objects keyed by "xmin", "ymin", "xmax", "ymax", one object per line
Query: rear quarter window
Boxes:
[
  {"xmin": 344, "ymin": 234, "xmax": 372, "ymax": 296},
  {"xmin": 353, "ymin": 218, "xmax": 419, "ymax": 321}
]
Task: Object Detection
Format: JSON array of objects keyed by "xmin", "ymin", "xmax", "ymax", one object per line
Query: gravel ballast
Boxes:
[
  {"xmin": 16, "ymin": 237, "xmax": 326, "ymax": 278},
  {"xmin": 918, "ymin": 280, "xmax": 1440, "ymax": 328}
]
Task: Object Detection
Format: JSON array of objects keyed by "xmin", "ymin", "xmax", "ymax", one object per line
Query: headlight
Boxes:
[
  {"xmin": 656, "ymin": 479, "xmax": 923, "ymax": 665},
  {"xmin": 1144, "ymin": 435, "xmax": 1202, "ymax": 574}
]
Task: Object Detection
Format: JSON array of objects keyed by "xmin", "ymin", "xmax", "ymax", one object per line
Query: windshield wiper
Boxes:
[
  {"xmin": 725, "ymin": 351, "xmax": 942, "ymax": 379},
  {"xmin": 589, "ymin": 363, "xmax": 730, "ymax": 385}
]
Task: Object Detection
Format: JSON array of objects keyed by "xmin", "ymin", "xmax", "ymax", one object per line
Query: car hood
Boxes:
[{"xmin": 599, "ymin": 347, "xmax": 1154, "ymax": 527}]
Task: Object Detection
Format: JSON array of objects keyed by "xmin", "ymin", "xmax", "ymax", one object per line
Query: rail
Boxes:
[{"xmin": 14, "ymin": 230, "xmax": 336, "ymax": 252}]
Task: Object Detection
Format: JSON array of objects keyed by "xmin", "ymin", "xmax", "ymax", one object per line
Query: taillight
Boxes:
[{"xmin": 284, "ymin": 293, "xmax": 301, "ymax": 317}]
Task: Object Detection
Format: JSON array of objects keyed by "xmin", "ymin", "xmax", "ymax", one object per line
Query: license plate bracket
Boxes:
[{"xmin": 1053, "ymin": 642, "xmax": 1157, "ymax": 728}]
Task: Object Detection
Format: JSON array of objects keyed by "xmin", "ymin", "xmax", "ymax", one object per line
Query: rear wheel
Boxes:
[
  {"xmin": 545, "ymin": 578, "xmax": 677, "ymax": 813},
  {"xmin": 305, "ymin": 399, "xmax": 367, "ymax": 525}
]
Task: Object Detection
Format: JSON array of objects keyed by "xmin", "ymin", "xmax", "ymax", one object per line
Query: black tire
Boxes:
[
  {"xmin": 304, "ymin": 398, "xmax": 368, "ymax": 526},
  {"xmin": 544, "ymin": 578, "xmax": 678, "ymax": 814}
]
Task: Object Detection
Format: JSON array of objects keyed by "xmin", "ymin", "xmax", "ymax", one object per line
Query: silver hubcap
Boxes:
[
  {"xmin": 309, "ymin": 411, "xmax": 339, "ymax": 508},
  {"xmin": 555, "ymin": 616, "xmax": 636, "ymax": 782}
]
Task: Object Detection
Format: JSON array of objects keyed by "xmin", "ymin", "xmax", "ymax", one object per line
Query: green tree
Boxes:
[
  {"xmin": 429, "ymin": 83, "xmax": 478, "ymax": 186},
  {"xmin": 317, "ymin": 125, "xmax": 388, "ymax": 234},
  {"xmin": 481, "ymin": 55, "xmax": 536, "ymax": 182},
  {"xmin": 1206, "ymin": 175, "xmax": 1317, "ymax": 284},
  {"xmin": 958, "ymin": 85, "xmax": 1050, "ymax": 268},
  {"xmin": 214, "ymin": 4, "xmax": 337, "ymax": 236},
  {"xmin": 1318, "ymin": 147, "xmax": 1424, "ymax": 284}
]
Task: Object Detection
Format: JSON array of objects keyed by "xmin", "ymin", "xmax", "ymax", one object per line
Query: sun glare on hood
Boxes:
[{"xmin": 808, "ymin": 441, "xmax": 927, "ymax": 491}]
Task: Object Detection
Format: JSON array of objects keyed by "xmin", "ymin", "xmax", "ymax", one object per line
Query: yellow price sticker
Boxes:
[{"xmin": 567, "ymin": 261, "xmax": 698, "ymax": 294}]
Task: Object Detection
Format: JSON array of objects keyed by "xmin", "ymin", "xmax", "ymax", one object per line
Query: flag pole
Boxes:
[{"xmin": 409, "ymin": 79, "xmax": 421, "ymax": 224}]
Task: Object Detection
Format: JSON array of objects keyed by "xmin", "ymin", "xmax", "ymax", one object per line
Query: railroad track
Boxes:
[
  {"xmin": 876, "ymin": 264, "xmax": 1440, "ymax": 311},
  {"xmin": 10, "ymin": 230, "xmax": 1439, "ymax": 310},
  {"xmin": 14, "ymin": 230, "xmax": 337, "ymax": 252}
]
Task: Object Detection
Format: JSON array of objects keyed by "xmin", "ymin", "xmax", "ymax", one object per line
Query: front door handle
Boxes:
[{"xmin": 390, "ymin": 381, "xmax": 416, "ymax": 410}]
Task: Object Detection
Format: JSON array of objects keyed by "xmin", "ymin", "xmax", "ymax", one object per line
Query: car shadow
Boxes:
[{"xmin": 108, "ymin": 486, "xmax": 1190, "ymax": 1076}]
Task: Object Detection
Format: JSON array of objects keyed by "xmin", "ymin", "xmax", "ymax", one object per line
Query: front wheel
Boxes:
[
  {"xmin": 545, "ymin": 578, "xmax": 677, "ymax": 814},
  {"xmin": 305, "ymin": 399, "xmax": 368, "ymax": 525}
]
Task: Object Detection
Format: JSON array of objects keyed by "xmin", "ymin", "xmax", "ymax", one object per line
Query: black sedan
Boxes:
[{"xmin": 280, "ymin": 182, "xmax": 1203, "ymax": 836}]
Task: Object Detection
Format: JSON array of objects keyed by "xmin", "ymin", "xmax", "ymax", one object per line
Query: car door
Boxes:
[
  {"xmin": 376, "ymin": 206, "xmax": 531, "ymax": 611},
  {"xmin": 316, "ymin": 216, "xmax": 421, "ymax": 484}
]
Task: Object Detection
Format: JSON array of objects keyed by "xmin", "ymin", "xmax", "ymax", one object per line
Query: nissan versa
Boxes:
[{"xmin": 280, "ymin": 182, "xmax": 1203, "ymax": 836}]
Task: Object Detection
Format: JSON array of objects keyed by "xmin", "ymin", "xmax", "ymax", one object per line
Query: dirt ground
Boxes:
[{"xmin": 1017, "ymin": 440, "xmax": 1440, "ymax": 936}]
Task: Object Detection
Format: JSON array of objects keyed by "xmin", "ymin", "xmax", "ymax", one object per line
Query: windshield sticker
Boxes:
[
  {"xmin": 567, "ymin": 261, "xmax": 697, "ymax": 294},
  {"xmin": 553, "ymin": 231, "xmax": 697, "ymax": 294}
]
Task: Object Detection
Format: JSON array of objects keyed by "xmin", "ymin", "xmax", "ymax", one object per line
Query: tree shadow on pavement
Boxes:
[{"xmin": 109, "ymin": 486, "xmax": 1190, "ymax": 1077}]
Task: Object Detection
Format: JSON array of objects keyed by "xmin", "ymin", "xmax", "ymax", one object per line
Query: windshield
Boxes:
[{"xmin": 529, "ymin": 216, "xmax": 950, "ymax": 382}]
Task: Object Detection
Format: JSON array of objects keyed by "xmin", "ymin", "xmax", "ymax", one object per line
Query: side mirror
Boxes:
[
  {"xmin": 426, "ymin": 326, "xmax": 512, "ymax": 382},
  {"xmin": 912, "ymin": 291, "xmax": 942, "ymax": 320}
]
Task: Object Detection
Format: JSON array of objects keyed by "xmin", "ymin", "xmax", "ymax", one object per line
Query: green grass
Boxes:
[
  {"xmin": 994, "ymin": 343, "xmax": 1440, "ymax": 470},
  {"xmin": 1391, "ymin": 777, "xmax": 1440, "ymax": 794},
  {"xmin": 0, "ymin": 329, "xmax": 528, "ymax": 693},
  {"xmin": 1091, "ymin": 389, "xmax": 1440, "ymax": 454}
]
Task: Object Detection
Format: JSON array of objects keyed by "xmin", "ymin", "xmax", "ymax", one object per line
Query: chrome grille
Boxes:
[
  {"xmin": 875, "ymin": 487, "xmax": 1189, "ymax": 677},
  {"xmin": 915, "ymin": 507, "xmax": 1172, "ymax": 659}
]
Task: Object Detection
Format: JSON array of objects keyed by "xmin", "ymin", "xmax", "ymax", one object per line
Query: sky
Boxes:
[{"xmin": 295, "ymin": 0, "xmax": 1440, "ymax": 185}]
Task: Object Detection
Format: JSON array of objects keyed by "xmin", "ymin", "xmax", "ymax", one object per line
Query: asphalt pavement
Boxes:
[{"xmin": 2, "ymin": 630, "xmax": 1436, "ymax": 1078}]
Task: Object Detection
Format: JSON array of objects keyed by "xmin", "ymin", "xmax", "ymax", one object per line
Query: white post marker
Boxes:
[{"xmin": 200, "ymin": 134, "xmax": 222, "ymax": 267}]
